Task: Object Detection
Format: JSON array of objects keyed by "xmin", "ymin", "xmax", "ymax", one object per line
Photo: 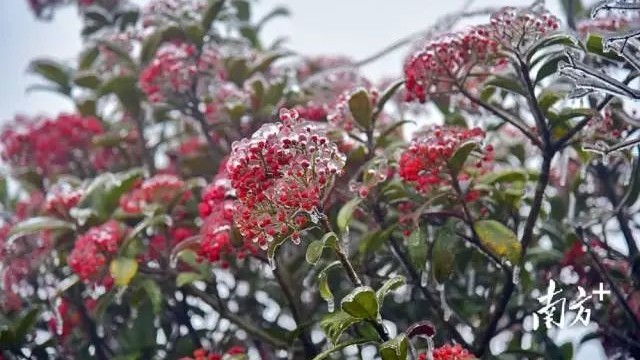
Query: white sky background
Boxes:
[{"xmin": 0, "ymin": 0, "xmax": 609, "ymax": 358}]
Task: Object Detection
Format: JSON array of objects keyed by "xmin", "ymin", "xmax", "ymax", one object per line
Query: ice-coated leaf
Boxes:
[
  {"xmin": 142, "ymin": 280, "xmax": 163, "ymax": 314},
  {"xmin": 306, "ymin": 232, "xmax": 339, "ymax": 265},
  {"xmin": 376, "ymin": 276, "xmax": 406, "ymax": 304},
  {"xmin": 340, "ymin": 286, "xmax": 379, "ymax": 321},
  {"xmin": 7, "ymin": 217, "xmax": 75, "ymax": 244},
  {"xmin": 318, "ymin": 261, "xmax": 340, "ymax": 312},
  {"xmin": 202, "ymin": 0, "xmax": 226, "ymax": 31},
  {"xmin": 379, "ymin": 333, "xmax": 409, "ymax": 360},
  {"xmin": 432, "ymin": 221, "xmax": 458, "ymax": 283},
  {"xmin": 320, "ymin": 310, "xmax": 361, "ymax": 345},
  {"xmin": 348, "ymin": 88, "xmax": 373, "ymax": 129},
  {"xmin": 337, "ymin": 198, "xmax": 361, "ymax": 233},
  {"xmin": 474, "ymin": 220, "xmax": 521, "ymax": 264},
  {"xmin": 448, "ymin": 141, "xmax": 478, "ymax": 175},
  {"xmin": 176, "ymin": 272, "xmax": 205, "ymax": 288},
  {"xmin": 407, "ymin": 227, "xmax": 428, "ymax": 269}
]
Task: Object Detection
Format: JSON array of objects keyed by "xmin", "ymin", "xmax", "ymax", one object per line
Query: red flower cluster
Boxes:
[
  {"xmin": 146, "ymin": 226, "xmax": 195, "ymax": 261},
  {"xmin": 489, "ymin": 6, "xmax": 560, "ymax": 51},
  {"xmin": 403, "ymin": 27, "xmax": 500, "ymax": 103},
  {"xmin": 139, "ymin": 42, "xmax": 224, "ymax": 103},
  {"xmin": 227, "ymin": 108, "xmax": 345, "ymax": 248},
  {"xmin": 180, "ymin": 345, "xmax": 247, "ymax": 360},
  {"xmin": 0, "ymin": 114, "xmax": 103, "ymax": 176},
  {"xmin": 418, "ymin": 344, "xmax": 475, "ymax": 360},
  {"xmin": 398, "ymin": 126, "xmax": 488, "ymax": 193},
  {"xmin": 120, "ymin": 174, "xmax": 190, "ymax": 213},
  {"xmin": 68, "ymin": 220, "xmax": 126, "ymax": 280},
  {"xmin": 198, "ymin": 164, "xmax": 256, "ymax": 264}
]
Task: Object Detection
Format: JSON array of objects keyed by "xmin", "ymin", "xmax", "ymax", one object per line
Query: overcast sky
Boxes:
[{"xmin": 0, "ymin": 0, "xmax": 565, "ymax": 120}]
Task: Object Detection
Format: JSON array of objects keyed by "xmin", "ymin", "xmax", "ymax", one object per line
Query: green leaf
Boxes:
[
  {"xmin": 537, "ymin": 89, "xmax": 563, "ymax": 114},
  {"xmin": 110, "ymin": 258, "xmax": 139, "ymax": 286},
  {"xmin": 448, "ymin": 141, "xmax": 477, "ymax": 175},
  {"xmin": 176, "ymin": 272, "xmax": 205, "ymax": 287},
  {"xmin": 74, "ymin": 72, "xmax": 101, "ymax": 89},
  {"xmin": 7, "ymin": 217, "xmax": 75, "ymax": 243},
  {"xmin": 99, "ymin": 75, "xmax": 142, "ymax": 115},
  {"xmin": 28, "ymin": 59, "xmax": 72, "ymax": 95},
  {"xmin": 320, "ymin": 310, "xmax": 360, "ymax": 345},
  {"xmin": 14, "ymin": 308, "xmax": 40, "ymax": 342},
  {"xmin": 337, "ymin": 198, "xmax": 361, "ymax": 233},
  {"xmin": 374, "ymin": 80, "xmax": 404, "ymax": 118},
  {"xmin": 78, "ymin": 169, "xmax": 143, "ymax": 220},
  {"xmin": 306, "ymin": 240, "xmax": 324, "ymax": 265},
  {"xmin": 379, "ymin": 333, "xmax": 409, "ymax": 360},
  {"xmin": 407, "ymin": 227, "xmax": 427, "ymax": 269},
  {"xmin": 376, "ymin": 276, "xmax": 405, "ymax": 304},
  {"xmin": 318, "ymin": 261, "xmax": 340, "ymax": 312},
  {"xmin": 202, "ymin": 0, "xmax": 226, "ymax": 31},
  {"xmin": 484, "ymin": 75, "xmax": 526, "ymax": 97},
  {"xmin": 267, "ymin": 236, "xmax": 287, "ymax": 269},
  {"xmin": 141, "ymin": 280, "xmax": 163, "ymax": 314},
  {"xmin": 535, "ymin": 54, "xmax": 565, "ymax": 84},
  {"xmin": 306, "ymin": 232, "xmax": 339, "ymax": 265},
  {"xmin": 256, "ymin": 6, "xmax": 290, "ymax": 30},
  {"xmin": 432, "ymin": 221, "xmax": 458, "ymax": 283},
  {"xmin": 479, "ymin": 169, "xmax": 528, "ymax": 185},
  {"xmin": 348, "ymin": 89, "xmax": 373, "ymax": 129},
  {"xmin": 311, "ymin": 338, "xmax": 374, "ymax": 360},
  {"xmin": 79, "ymin": 47, "xmax": 100, "ymax": 70},
  {"xmin": 585, "ymin": 33, "xmax": 624, "ymax": 61},
  {"xmin": 341, "ymin": 286, "xmax": 379, "ymax": 321},
  {"xmin": 474, "ymin": 220, "xmax": 521, "ymax": 264}
]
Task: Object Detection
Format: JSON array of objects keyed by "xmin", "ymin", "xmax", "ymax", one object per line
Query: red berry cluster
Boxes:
[
  {"xmin": 45, "ymin": 188, "xmax": 83, "ymax": 218},
  {"xmin": 146, "ymin": 226, "xmax": 195, "ymax": 261},
  {"xmin": 327, "ymin": 88, "xmax": 379, "ymax": 132},
  {"xmin": 139, "ymin": 42, "xmax": 224, "ymax": 103},
  {"xmin": 403, "ymin": 27, "xmax": 500, "ymax": 103},
  {"xmin": 0, "ymin": 114, "xmax": 104, "ymax": 176},
  {"xmin": 418, "ymin": 344, "xmax": 475, "ymax": 360},
  {"xmin": 179, "ymin": 345, "xmax": 247, "ymax": 360},
  {"xmin": 120, "ymin": 174, "xmax": 190, "ymax": 214},
  {"xmin": 68, "ymin": 220, "xmax": 126, "ymax": 280},
  {"xmin": 489, "ymin": 6, "xmax": 560, "ymax": 51},
  {"xmin": 198, "ymin": 163, "xmax": 256, "ymax": 265},
  {"xmin": 227, "ymin": 108, "xmax": 346, "ymax": 248},
  {"xmin": 398, "ymin": 126, "xmax": 488, "ymax": 193}
]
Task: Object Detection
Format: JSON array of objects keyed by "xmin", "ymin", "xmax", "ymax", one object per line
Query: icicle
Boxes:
[
  {"xmin": 512, "ymin": 265, "xmax": 521, "ymax": 285},
  {"xmin": 426, "ymin": 336, "xmax": 435, "ymax": 360},
  {"xmin": 467, "ymin": 268, "xmax": 475, "ymax": 296},
  {"xmin": 326, "ymin": 298, "xmax": 335, "ymax": 313},
  {"xmin": 559, "ymin": 151, "xmax": 569, "ymax": 187},
  {"xmin": 437, "ymin": 283, "xmax": 452, "ymax": 321}
]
